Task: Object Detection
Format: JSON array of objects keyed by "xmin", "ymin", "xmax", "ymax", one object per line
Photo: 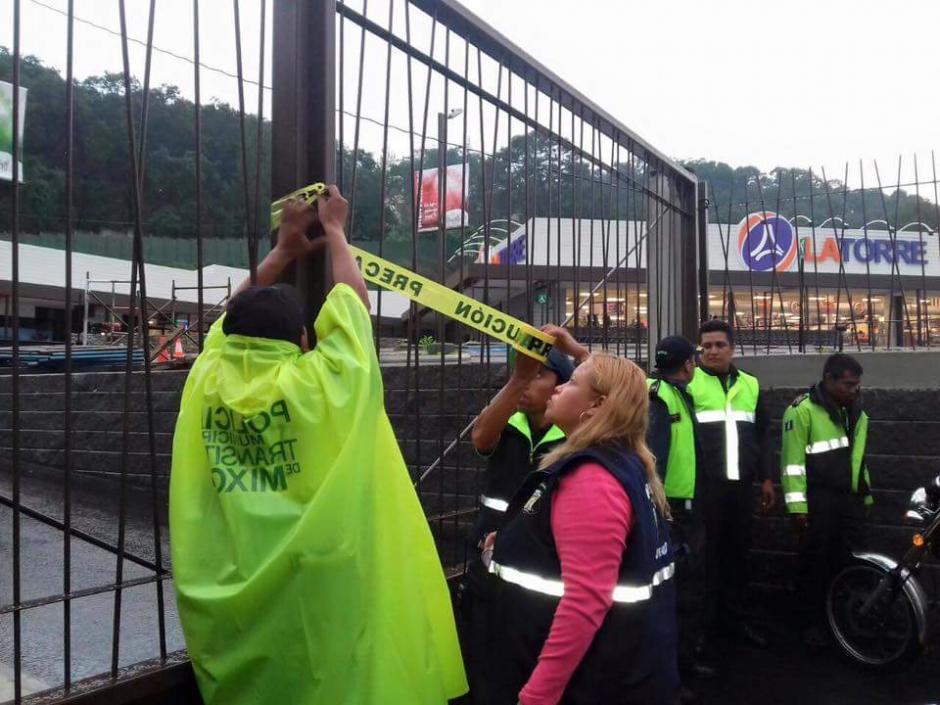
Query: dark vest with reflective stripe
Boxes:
[
  {"xmin": 472, "ymin": 412, "xmax": 565, "ymax": 545},
  {"xmin": 489, "ymin": 446, "xmax": 679, "ymax": 705}
]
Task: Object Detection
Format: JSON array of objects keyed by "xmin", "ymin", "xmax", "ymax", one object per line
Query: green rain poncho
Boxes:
[{"xmin": 170, "ymin": 283, "xmax": 467, "ymax": 704}]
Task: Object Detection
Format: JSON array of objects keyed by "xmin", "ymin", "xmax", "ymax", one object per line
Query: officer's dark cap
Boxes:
[
  {"xmin": 654, "ymin": 335, "xmax": 696, "ymax": 372},
  {"xmin": 544, "ymin": 348, "xmax": 574, "ymax": 384}
]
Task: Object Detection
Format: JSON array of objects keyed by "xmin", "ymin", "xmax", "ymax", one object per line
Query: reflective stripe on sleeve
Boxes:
[
  {"xmin": 785, "ymin": 491, "xmax": 807, "ymax": 504},
  {"xmin": 784, "ymin": 465, "xmax": 806, "ymax": 477},
  {"xmin": 805, "ymin": 437, "xmax": 850, "ymax": 455},
  {"xmin": 480, "ymin": 495, "xmax": 509, "ymax": 512}
]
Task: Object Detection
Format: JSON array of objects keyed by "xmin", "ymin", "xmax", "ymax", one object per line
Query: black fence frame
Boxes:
[{"xmin": 0, "ymin": 1, "xmax": 698, "ymax": 702}]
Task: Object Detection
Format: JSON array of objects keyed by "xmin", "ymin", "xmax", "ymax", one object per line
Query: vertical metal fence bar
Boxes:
[
  {"xmin": 565, "ymin": 107, "xmax": 576, "ymax": 336},
  {"xmin": 587, "ymin": 121, "xmax": 596, "ymax": 347},
  {"xmin": 790, "ymin": 171, "xmax": 806, "ymax": 351},
  {"xmin": 457, "ymin": 33, "xmax": 470, "ymax": 567},
  {"xmin": 807, "ymin": 168, "xmax": 822, "ymax": 340},
  {"xmin": 716, "ymin": 181, "xmax": 733, "ymax": 320},
  {"xmin": 914, "ymin": 154, "xmax": 928, "ymax": 347},
  {"xmin": 601, "ymin": 133, "xmax": 614, "ymax": 351},
  {"xmin": 819, "ymin": 165, "xmax": 859, "ymax": 351},
  {"xmin": 251, "ymin": 0, "xmax": 268, "ymax": 257},
  {"xmin": 337, "ymin": 3, "xmax": 345, "ymax": 193},
  {"xmin": 233, "ymin": 0, "xmax": 257, "ymax": 282},
  {"xmin": 872, "ymin": 159, "xmax": 914, "ymax": 348},
  {"xmin": 632, "ymin": 148, "xmax": 643, "ymax": 362},
  {"xmin": 934, "ymin": 151, "xmax": 940, "ymax": 345},
  {"xmin": 373, "ymin": 0, "xmax": 394, "ymax": 357},
  {"xmin": 112, "ymin": 0, "xmax": 144, "ymax": 675},
  {"xmin": 613, "ymin": 138, "xmax": 622, "ymax": 356},
  {"xmin": 62, "ymin": 0, "xmax": 76, "ymax": 691},
  {"xmin": 437, "ymin": 28, "xmax": 450, "ymax": 555},
  {"xmin": 403, "ymin": 0, "xmax": 422, "ymax": 482},
  {"xmin": 10, "ymin": 0, "xmax": 23, "ymax": 698},
  {"xmin": 553, "ymin": 90, "xmax": 561, "ymax": 329},
  {"xmin": 858, "ymin": 161, "xmax": 875, "ymax": 351},
  {"xmin": 136, "ymin": 0, "xmax": 157, "ymax": 194},
  {"xmin": 194, "ymin": 0, "xmax": 204, "ymax": 349},
  {"xmin": 415, "ymin": 5, "xmax": 438, "ymax": 480},
  {"xmin": 476, "ymin": 45, "xmax": 491, "ymax": 387},
  {"xmin": 524, "ymin": 80, "xmax": 532, "ymax": 324},
  {"xmin": 889, "ymin": 158, "xmax": 916, "ymax": 347},
  {"xmin": 346, "ymin": 0, "xmax": 369, "ymax": 237},
  {"xmin": 506, "ymin": 60, "xmax": 514, "ymax": 332}
]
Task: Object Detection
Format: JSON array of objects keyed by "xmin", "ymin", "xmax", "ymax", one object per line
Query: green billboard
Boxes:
[{"xmin": 0, "ymin": 80, "xmax": 27, "ymax": 182}]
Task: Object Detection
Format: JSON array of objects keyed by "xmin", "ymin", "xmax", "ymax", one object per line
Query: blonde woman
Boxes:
[{"xmin": 486, "ymin": 328, "xmax": 679, "ymax": 705}]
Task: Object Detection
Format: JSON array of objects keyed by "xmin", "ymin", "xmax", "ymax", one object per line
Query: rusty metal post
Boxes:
[{"xmin": 272, "ymin": 0, "xmax": 336, "ymax": 327}]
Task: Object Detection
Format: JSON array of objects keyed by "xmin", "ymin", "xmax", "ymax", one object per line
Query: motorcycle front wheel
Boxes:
[{"xmin": 827, "ymin": 560, "xmax": 921, "ymax": 669}]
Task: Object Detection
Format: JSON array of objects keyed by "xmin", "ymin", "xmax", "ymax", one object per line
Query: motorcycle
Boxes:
[{"xmin": 827, "ymin": 473, "xmax": 940, "ymax": 668}]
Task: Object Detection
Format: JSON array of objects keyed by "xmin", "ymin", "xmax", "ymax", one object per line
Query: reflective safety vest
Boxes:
[
  {"xmin": 488, "ymin": 446, "xmax": 679, "ymax": 704},
  {"xmin": 781, "ymin": 384, "xmax": 873, "ymax": 514},
  {"xmin": 647, "ymin": 378, "xmax": 697, "ymax": 500},
  {"xmin": 687, "ymin": 366, "xmax": 761, "ymax": 482},
  {"xmin": 474, "ymin": 412, "xmax": 564, "ymax": 537}
]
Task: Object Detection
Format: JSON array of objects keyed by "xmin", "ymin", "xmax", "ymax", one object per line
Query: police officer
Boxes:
[
  {"xmin": 647, "ymin": 336, "xmax": 714, "ymax": 685},
  {"xmin": 688, "ymin": 320, "xmax": 775, "ymax": 653},
  {"xmin": 460, "ymin": 329, "xmax": 582, "ymax": 704},
  {"xmin": 781, "ymin": 353, "xmax": 871, "ymax": 646},
  {"xmin": 488, "ymin": 352, "xmax": 678, "ymax": 705}
]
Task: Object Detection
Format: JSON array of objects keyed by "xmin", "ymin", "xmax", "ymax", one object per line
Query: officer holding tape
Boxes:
[{"xmin": 459, "ymin": 325, "xmax": 584, "ymax": 705}]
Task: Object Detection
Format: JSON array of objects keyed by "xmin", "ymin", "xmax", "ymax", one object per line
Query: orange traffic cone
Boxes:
[
  {"xmin": 173, "ymin": 336, "xmax": 185, "ymax": 359},
  {"xmin": 157, "ymin": 336, "xmax": 170, "ymax": 363}
]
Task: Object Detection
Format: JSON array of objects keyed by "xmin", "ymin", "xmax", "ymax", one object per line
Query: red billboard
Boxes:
[{"xmin": 415, "ymin": 164, "xmax": 469, "ymax": 232}]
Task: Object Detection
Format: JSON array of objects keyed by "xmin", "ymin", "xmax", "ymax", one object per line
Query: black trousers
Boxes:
[
  {"xmin": 797, "ymin": 487, "xmax": 868, "ymax": 625},
  {"xmin": 668, "ymin": 498, "xmax": 707, "ymax": 666},
  {"xmin": 457, "ymin": 556, "xmax": 501, "ymax": 705},
  {"xmin": 699, "ymin": 478, "xmax": 754, "ymax": 637}
]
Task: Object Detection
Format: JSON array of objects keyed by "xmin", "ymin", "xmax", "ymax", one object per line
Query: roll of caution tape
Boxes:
[{"xmin": 271, "ymin": 184, "xmax": 555, "ymax": 362}]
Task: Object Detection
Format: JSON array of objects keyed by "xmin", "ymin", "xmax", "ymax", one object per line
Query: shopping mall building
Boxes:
[{"xmin": 456, "ymin": 214, "xmax": 940, "ymax": 349}]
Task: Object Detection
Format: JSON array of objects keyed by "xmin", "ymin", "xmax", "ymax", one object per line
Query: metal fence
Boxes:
[
  {"xmin": 700, "ymin": 158, "xmax": 940, "ymax": 355},
  {"xmin": 0, "ymin": 0, "xmax": 697, "ymax": 701}
]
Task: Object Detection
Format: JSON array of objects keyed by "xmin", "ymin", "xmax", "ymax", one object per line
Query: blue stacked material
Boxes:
[{"xmin": 0, "ymin": 346, "xmax": 145, "ymax": 372}]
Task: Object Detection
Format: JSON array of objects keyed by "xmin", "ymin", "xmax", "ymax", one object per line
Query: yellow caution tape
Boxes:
[
  {"xmin": 270, "ymin": 183, "xmax": 329, "ymax": 231},
  {"xmin": 271, "ymin": 184, "xmax": 555, "ymax": 362},
  {"xmin": 350, "ymin": 245, "xmax": 555, "ymax": 361}
]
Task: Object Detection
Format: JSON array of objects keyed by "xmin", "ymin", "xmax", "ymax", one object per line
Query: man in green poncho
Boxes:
[{"xmin": 170, "ymin": 185, "xmax": 467, "ymax": 705}]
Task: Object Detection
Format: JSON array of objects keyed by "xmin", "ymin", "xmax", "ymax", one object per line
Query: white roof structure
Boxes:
[
  {"xmin": 478, "ymin": 218, "xmax": 649, "ymax": 268},
  {"xmin": 0, "ymin": 240, "xmax": 410, "ymax": 319}
]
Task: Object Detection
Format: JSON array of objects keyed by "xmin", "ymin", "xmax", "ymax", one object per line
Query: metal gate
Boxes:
[{"xmin": 0, "ymin": 0, "xmax": 698, "ymax": 701}]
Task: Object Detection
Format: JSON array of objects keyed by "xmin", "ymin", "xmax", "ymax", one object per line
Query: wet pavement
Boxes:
[
  {"xmin": 0, "ymin": 464, "xmax": 184, "ymax": 702},
  {"xmin": 688, "ymin": 622, "xmax": 940, "ymax": 705},
  {"xmin": 3, "ymin": 460, "xmax": 939, "ymax": 705}
]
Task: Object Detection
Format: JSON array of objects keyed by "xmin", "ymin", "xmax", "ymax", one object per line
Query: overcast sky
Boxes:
[{"xmin": 2, "ymin": 0, "xmax": 938, "ymax": 186}]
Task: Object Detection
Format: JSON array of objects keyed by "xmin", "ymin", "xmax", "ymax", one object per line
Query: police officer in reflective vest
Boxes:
[
  {"xmin": 461, "ymin": 328, "xmax": 581, "ymax": 704},
  {"xmin": 688, "ymin": 320, "xmax": 775, "ymax": 653},
  {"xmin": 781, "ymin": 353, "xmax": 871, "ymax": 646},
  {"xmin": 488, "ymin": 353, "xmax": 678, "ymax": 705},
  {"xmin": 647, "ymin": 336, "xmax": 715, "ymax": 684}
]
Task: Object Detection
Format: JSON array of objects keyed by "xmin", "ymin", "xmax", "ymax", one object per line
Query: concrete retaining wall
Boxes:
[{"xmin": 1, "ymin": 365, "xmax": 937, "ymax": 589}]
